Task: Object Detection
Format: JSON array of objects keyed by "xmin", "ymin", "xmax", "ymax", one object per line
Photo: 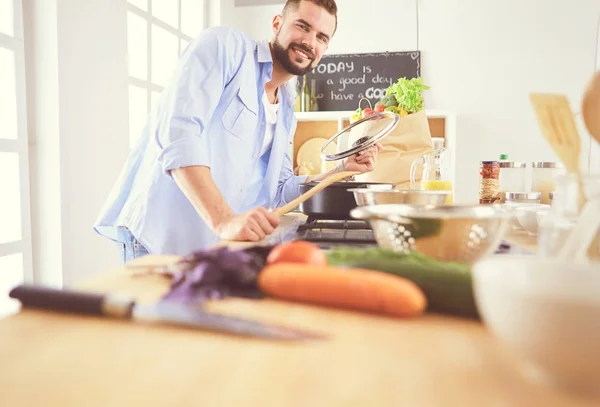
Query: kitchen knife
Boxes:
[{"xmin": 9, "ymin": 285, "xmax": 326, "ymax": 341}]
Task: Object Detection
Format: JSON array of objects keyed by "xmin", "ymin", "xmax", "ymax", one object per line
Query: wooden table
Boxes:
[{"xmin": 0, "ymin": 218, "xmax": 592, "ymax": 407}]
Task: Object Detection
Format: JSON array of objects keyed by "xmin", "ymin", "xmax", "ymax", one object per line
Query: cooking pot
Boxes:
[{"xmin": 298, "ymin": 181, "xmax": 394, "ymax": 220}]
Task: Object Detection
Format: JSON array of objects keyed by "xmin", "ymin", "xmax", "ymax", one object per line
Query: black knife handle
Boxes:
[{"xmin": 9, "ymin": 285, "xmax": 133, "ymax": 318}]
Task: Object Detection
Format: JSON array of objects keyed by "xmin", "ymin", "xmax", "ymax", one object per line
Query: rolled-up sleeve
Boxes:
[
  {"xmin": 271, "ymin": 119, "xmax": 309, "ymax": 208},
  {"xmin": 272, "ymin": 153, "xmax": 309, "ymax": 208},
  {"xmin": 156, "ymin": 27, "xmax": 243, "ymax": 176}
]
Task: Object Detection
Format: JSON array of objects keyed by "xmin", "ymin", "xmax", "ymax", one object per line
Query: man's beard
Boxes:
[{"xmin": 272, "ymin": 38, "xmax": 316, "ymax": 76}]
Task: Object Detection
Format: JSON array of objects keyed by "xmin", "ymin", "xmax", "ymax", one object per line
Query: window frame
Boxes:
[
  {"xmin": 0, "ymin": 0, "xmax": 33, "ymax": 311},
  {"xmin": 126, "ymin": 0, "xmax": 206, "ymax": 147}
]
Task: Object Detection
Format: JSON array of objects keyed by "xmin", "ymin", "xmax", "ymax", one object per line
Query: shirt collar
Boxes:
[
  {"xmin": 257, "ymin": 39, "xmax": 273, "ymax": 64},
  {"xmin": 256, "ymin": 39, "xmax": 296, "ymax": 108}
]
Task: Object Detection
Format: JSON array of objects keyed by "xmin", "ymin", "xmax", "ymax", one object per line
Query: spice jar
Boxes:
[
  {"xmin": 531, "ymin": 162, "xmax": 563, "ymax": 205},
  {"xmin": 499, "ymin": 161, "xmax": 527, "ymax": 196},
  {"xmin": 479, "ymin": 161, "xmax": 501, "ymax": 204}
]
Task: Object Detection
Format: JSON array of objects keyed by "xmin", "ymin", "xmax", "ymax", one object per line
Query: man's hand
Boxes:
[
  {"xmin": 214, "ymin": 207, "xmax": 280, "ymax": 241},
  {"xmin": 343, "ymin": 142, "xmax": 383, "ymax": 173}
]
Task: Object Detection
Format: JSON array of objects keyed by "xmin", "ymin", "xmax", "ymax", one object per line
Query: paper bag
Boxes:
[{"xmin": 352, "ymin": 110, "xmax": 433, "ymax": 188}]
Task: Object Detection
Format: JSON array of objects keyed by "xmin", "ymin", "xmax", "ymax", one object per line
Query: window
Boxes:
[
  {"xmin": 0, "ymin": 0, "xmax": 32, "ymax": 317},
  {"xmin": 126, "ymin": 0, "xmax": 206, "ymax": 148}
]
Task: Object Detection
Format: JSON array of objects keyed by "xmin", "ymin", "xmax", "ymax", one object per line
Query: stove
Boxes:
[{"xmin": 292, "ymin": 217, "xmax": 378, "ymax": 249}]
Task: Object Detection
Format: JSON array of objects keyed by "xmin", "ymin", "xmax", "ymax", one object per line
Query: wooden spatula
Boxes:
[
  {"xmin": 529, "ymin": 93, "xmax": 581, "ymax": 174},
  {"xmin": 529, "ymin": 93, "xmax": 587, "ymax": 210},
  {"xmin": 273, "ymin": 171, "xmax": 360, "ymax": 217}
]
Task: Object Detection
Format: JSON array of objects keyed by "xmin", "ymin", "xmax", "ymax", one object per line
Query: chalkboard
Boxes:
[{"xmin": 303, "ymin": 51, "xmax": 421, "ymax": 112}]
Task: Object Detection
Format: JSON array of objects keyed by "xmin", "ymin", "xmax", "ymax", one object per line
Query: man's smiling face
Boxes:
[{"xmin": 271, "ymin": 1, "xmax": 336, "ymax": 76}]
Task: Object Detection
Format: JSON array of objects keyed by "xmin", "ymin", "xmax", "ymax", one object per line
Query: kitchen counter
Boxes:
[{"xmin": 0, "ymin": 216, "xmax": 586, "ymax": 407}]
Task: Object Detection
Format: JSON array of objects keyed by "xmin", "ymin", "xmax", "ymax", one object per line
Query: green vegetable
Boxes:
[
  {"xmin": 403, "ymin": 218, "xmax": 442, "ymax": 239},
  {"xmin": 380, "ymin": 94, "xmax": 399, "ymax": 108},
  {"xmin": 326, "ymin": 247, "xmax": 479, "ymax": 320},
  {"xmin": 385, "ymin": 77, "xmax": 430, "ymax": 114}
]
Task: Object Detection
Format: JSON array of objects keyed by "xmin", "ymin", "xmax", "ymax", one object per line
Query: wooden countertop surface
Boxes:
[{"xmin": 0, "ymin": 215, "xmax": 591, "ymax": 407}]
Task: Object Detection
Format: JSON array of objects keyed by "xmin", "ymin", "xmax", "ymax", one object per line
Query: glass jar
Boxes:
[
  {"xmin": 479, "ymin": 161, "xmax": 500, "ymax": 204},
  {"xmin": 499, "ymin": 161, "xmax": 527, "ymax": 197},
  {"xmin": 538, "ymin": 174, "xmax": 600, "ymax": 261},
  {"xmin": 504, "ymin": 192, "xmax": 541, "ymax": 204},
  {"xmin": 531, "ymin": 161, "xmax": 564, "ymax": 205}
]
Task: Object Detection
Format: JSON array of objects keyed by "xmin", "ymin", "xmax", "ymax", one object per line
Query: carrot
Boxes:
[{"xmin": 257, "ymin": 263, "xmax": 427, "ymax": 318}]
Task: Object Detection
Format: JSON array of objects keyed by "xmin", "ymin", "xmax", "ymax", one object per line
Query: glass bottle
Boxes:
[
  {"xmin": 293, "ymin": 76, "xmax": 302, "ymax": 112},
  {"xmin": 409, "ymin": 144, "xmax": 453, "ymax": 204},
  {"xmin": 300, "ymin": 75, "xmax": 310, "ymax": 112},
  {"xmin": 310, "ymin": 79, "xmax": 319, "ymax": 112}
]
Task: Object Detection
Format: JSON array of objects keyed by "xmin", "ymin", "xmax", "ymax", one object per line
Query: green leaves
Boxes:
[{"xmin": 385, "ymin": 77, "xmax": 430, "ymax": 114}]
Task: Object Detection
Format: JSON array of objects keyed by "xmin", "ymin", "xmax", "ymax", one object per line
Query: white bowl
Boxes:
[
  {"xmin": 473, "ymin": 256, "xmax": 600, "ymax": 397},
  {"xmin": 515, "ymin": 205, "xmax": 551, "ymax": 235},
  {"xmin": 502, "ymin": 202, "xmax": 545, "ymax": 230}
]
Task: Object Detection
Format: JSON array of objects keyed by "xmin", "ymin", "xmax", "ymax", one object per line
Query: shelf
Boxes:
[{"xmin": 294, "ymin": 109, "xmax": 454, "ymax": 122}]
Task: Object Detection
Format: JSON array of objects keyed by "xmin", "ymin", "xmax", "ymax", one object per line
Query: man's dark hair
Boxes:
[{"xmin": 282, "ymin": 0, "xmax": 338, "ymax": 33}]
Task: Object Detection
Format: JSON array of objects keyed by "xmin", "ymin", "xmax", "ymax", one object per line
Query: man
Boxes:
[{"xmin": 94, "ymin": 0, "xmax": 381, "ymax": 261}]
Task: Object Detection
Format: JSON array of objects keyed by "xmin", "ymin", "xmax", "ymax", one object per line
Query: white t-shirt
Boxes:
[{"xmin": 260, "ymin": 90, "xmax": 279, "ymax": 157}]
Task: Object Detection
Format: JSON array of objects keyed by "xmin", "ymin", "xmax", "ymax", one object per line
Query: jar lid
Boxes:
[
  {"xmin": 504, "ymin": 192, "xmax": 542, "ymax": 200},
  {"xmin": 480, "ymin": 160, "xmax": 499, "ymax": 165},
  {"xmin": 532, "ymin": 161, "xmax": 561, "ymax": 168},
  {"xmin": 499, "ymin": 161, "xmax": 526, "ymax": 168}
]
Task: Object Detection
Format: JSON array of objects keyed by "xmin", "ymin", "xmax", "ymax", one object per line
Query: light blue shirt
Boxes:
[{"xmin": 94, "ymin": 26, "xmax": 308, "ymax": 255}]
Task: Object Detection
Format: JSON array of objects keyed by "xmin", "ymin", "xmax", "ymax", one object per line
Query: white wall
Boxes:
[
  {"xmin": 23, "ymin": 0, "xmax": 63, "ymax": 287},
  {"xmin": 25, "ymin": 0, "xmax": 130, "ymax": 285},
  {"xmin": 56, "ymin": 0, "xmax": 130, "ymax": 284},
  {"xmin": 228, "ymin": 0, "xmax": 600, "ymax": 203}
]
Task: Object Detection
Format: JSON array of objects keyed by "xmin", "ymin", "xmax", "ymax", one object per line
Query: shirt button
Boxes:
[
  {"xmin": 252, "ymin": 153, "xmax": 258, "ymax": 159},
  {"xmin": 261, "ymin": 122, "xmax": 266, "ymax": 126},
  {"xmin": 240, "ymin": 187, "xmax": 245, "ymax": 193}
]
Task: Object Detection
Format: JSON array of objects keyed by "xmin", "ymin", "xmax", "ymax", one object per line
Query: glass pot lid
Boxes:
[{"xmin": 320, "ymin": 111, "xmax": 400, "ymax": 161}]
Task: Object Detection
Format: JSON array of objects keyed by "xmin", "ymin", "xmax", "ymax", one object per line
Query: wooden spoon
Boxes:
[{"xmin": 273, "ymin": 171, "xmax": 360, "ymax": 217}]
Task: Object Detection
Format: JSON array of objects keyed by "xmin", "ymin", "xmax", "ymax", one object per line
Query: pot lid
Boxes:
[{"xmin": 320, "ymin": 111, "xmax": 400, "ymax": 161}]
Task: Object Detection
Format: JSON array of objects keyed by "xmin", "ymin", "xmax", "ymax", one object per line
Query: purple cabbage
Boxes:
[{"xmin": 161, "ymin": 245, "xmax": 274, "ymax": 305}]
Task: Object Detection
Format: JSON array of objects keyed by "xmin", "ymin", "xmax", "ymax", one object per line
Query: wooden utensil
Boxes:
[
  {"xmin": 581, "ymin": 71, "xmax": 600, "ymax": 259},
  {"xmin": 529, "ymin": 93, "xmax": 587, "ymax": 210},
  {"xmin": 273, "ymin": 171, "xmax": 360, "ymax": 217},
  {"xmin": 529, "ymin": 93, "xmax": 582, "ymax": 174},
  {"xmin": 582, "ymin": 70, "xmax": 600, "ymax": 148}
]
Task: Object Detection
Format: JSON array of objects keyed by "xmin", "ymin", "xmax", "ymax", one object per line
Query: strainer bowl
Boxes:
[
  {"xmin": 350, "ymin": 204, "xmax": 509, "ymax": 265},
  {"xmin": 349, "ymin": 188, "xmax": 451, "ymax": 206}
]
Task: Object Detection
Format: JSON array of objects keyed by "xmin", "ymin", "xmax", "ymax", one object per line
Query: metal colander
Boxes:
[{"xmin": 350, "ymin": 204, "xmax": 509, "ymax": 265}]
